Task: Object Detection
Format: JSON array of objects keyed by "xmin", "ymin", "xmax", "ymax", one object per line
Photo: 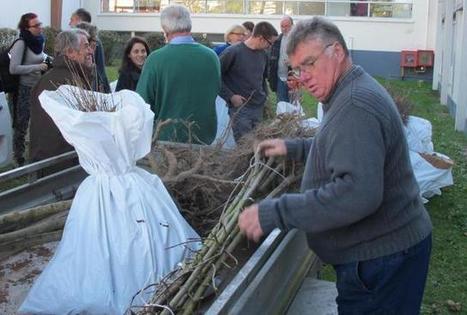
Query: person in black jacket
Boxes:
[{"xmin": 116, "ymin": 37, "xmax": 149, "ymax": 92}]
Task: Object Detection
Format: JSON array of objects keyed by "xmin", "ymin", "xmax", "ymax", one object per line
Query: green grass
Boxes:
[
  {"xmin": 300, "ymin": 79, "xmax": 467, "ymax": 314},
  {"xmin": 106, "ymin": 66, "xmax": 119, "ymax": 83}
]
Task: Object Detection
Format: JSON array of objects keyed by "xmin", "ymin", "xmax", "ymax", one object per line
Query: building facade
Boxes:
[
  {"xmin": 433, "ymin": 0, "xmax": 467, "ymax": 134},
  {"xmin": 0, "ymin": 0, "xmax": 438, "ymax": 79}
]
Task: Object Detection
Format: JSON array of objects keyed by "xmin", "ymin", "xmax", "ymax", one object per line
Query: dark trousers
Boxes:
[
  {"xmin": 333, "ymin": 234, "xmax": 432, "ymax": 315},
  {"xmin": 13, "ymin": 84, "xmax": 32, "ymax": 164},
  {"xmin": 228, "ymin": 105, "xmax": 263, "ymax": 142}
]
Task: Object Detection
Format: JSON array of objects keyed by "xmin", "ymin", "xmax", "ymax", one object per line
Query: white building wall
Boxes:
[
  {"xmin": 434, "ymin": 0, "xmax": 467, "ymax": 133},
  {"xmin": 0, "ymin": 0, "xmax": 51, "ymax": 29},
  {"xmin": 0, "ymin": 0, "xmax": 437, "ymax": 53},
  {"xmin": 84, "ymin": 0, "xmax": 434, "ymax": 53}
]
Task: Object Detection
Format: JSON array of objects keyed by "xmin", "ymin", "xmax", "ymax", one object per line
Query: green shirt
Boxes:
[{"xmin": 137, "ymin": 43, "xmax": 220, "ymax": 144}]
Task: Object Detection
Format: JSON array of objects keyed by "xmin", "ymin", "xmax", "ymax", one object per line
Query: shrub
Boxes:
[
  {"xmin": 42, "ymin": 26, "xmax": 60, "ymax": 56},
  {"xmin": 193, "ymin": 33, "xmax": 213, "ymax": 48},
  {"xmin": 98, "ymin": 31, "xmax": 130, "ymax": 66},
  {"xmin": 142, "ymin": 32, "xmax": 165, "ymax": 52}
]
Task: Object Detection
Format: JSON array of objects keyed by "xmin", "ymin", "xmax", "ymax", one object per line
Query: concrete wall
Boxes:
[{"xmin": 433, "ymin": 0, "xmax": 467, "ymax": 134}]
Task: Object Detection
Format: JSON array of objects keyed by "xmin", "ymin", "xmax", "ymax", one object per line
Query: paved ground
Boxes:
[
  {"xmin": 0, "ymin": 242, "xmax": 57, "ymax": 314},
  {"xmin": 287, "ymin": 278, "xmax": 338, "ymax": 315}
]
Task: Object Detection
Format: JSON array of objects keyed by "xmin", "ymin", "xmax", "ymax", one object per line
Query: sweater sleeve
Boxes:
[
  {"xmin": 285, "ymin": 138, "xmax": 313, "ymax": 162},
  {"xmin": 259, "ymin": 106, "xmax": 386, "ymax": 235},
  {"xmin": 9, "ymin": 40, "xmax": 43, "ymax": 75},
  {"xmin": 219, "ymin": 48, "xmax": 235, "ymax": 103}
]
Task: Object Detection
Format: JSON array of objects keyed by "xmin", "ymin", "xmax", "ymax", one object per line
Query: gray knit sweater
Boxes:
[
  {"xmin": 9, "ymin": 39, "xmax": 45, "ymax": 87},
  {"xmin": 258, "ymin": 65, "xmax": 432, "ymax": 265}
]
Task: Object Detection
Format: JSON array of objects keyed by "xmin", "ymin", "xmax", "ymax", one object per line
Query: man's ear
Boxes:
[{"xmin": 334, "ymin": 43, "xmax": 346, "ymax": 61}]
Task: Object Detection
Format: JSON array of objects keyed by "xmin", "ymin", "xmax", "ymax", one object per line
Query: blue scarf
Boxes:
[{"xmin": 19, "ymin": 29, "xmax": 45, "ymax": 54}]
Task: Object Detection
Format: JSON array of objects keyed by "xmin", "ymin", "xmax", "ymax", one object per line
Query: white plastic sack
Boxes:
[
  {"xmin": 19, "ymin": 86, "xmax": 200, "ymax": 314},
  {"xmin": 276, "ymin": 101, "xmax": 305, "ymax": 116},
  {"xmin": 405, "ymin": 116, "xmax": 434, "ymax": 153},
  {"xmin": 409, "ymin": 151, "xmax": 454, "ymax": 203},
  {"xmin": 0, "ymin": 92, "xmax": 13, "ymax": 166},
  {"xmin": 212, "ymin": 96, "xmax": 236, "ymax": 149},
  {"xmin": 109, "ymin": 79, "xmax": 117, "ymax": 93}
]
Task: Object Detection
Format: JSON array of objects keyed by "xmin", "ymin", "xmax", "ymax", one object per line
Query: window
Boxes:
[
  {"xmin": 100, "ymin": 0, "xmax": 413, "ymax": 18},
  {"xmin": 101, "ymin": 0, "xmax": 162, "ymax": 13}
]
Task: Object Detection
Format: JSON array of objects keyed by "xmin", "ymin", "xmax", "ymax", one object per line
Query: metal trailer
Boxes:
[{"xmin": 0, "ymin": 152, "xmax": 331, "ymax": 314}]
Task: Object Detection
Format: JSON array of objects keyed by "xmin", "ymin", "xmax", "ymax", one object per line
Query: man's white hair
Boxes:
[{"xmin": 160, "ymin": 4, "xmax": 192, "ymax": 35}]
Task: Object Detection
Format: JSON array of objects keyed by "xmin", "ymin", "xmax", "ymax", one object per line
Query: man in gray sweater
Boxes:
[
  {"xmin": 238, "ymin": 17, "xmax": 432, "ymax": 314},
  {"xmin": 219, "ymin": 22, "xmax": 278, "ymax": 141}
]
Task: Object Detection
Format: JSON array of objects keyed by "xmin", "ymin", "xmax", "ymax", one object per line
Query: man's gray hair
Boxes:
[
  {"xmin": 75, "ymin": 22, "xmax": 97, "ymax": 42},
  {"xmin": 54, "ymin": 29, "xmax": 89, "ymax": 56},
  {"xmin": 282, "ymin": 15, "xmax": 293, "ymax": 24},
  {"xmin": 160, "ymin": 4, "xmax": 192, "ymax": 34},
  {"xmin": 286, "ymin": 17, "xmax": 349, "ymax": 56}
]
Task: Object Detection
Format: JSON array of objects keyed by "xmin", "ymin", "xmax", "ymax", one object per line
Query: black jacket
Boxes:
[{"xmin": 116, "ymin": 65, "xmax": 141, "ymax": 92}]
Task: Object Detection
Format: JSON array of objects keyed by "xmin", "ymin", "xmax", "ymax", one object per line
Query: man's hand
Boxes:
[
  {"xmin": 238, "ymin": 204, "xmax": 264, "ymax": 242},
  {"xmin": 256, "ymin": 139, "xmax": 287, "ymax": 157},
  {"xmin": 230, "ymin": 94, "xmax": 247, "ymax": 107}
]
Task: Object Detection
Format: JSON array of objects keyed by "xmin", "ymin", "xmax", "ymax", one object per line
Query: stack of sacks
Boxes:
[{"xmin": 405, "ymin": 116, "xmax": 453, "ymax": 202}]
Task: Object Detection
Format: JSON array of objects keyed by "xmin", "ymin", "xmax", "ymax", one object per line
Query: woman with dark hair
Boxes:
[
  {"xmin": 116, "ymin": 37, "xmax": 149, "ymax": 92},
  {"xmin": 9, "ymin": 12, "xmax": 48, "ymax": 166}
]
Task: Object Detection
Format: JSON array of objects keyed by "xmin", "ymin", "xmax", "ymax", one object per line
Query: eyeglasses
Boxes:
[
  {"xmin": 29, "ymin": 22, "xmax": 43, "ymax": 29},
  {"xmin": 263, "ymin": 37, "xmax": 273, "ymax": 47},
  {"xmin": 231, "ymin": 32, "xmax": 245, "ymax": 36},
  {"xmin": 291, "ymin": 42, "xmax": 335, "ymax": 77}
]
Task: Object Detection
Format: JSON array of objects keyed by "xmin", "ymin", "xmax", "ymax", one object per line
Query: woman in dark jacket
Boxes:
[
  {"xmin": 116, "ymin": 37, "xmax": 149, "ymax": 91},
  {"xmin": 9, "ymin": 12, "xmax": 49, "ymax": 166}
]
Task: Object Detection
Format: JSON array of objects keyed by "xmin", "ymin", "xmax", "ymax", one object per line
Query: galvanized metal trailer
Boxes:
[{"xmin": 0, "ymin": 152, "xmax": 334, "ymax": 314}]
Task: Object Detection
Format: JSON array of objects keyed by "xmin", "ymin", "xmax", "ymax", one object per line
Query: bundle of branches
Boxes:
[
  {"xmin": 384, "ymin": 83, "xmax": 414, "ymax": 125},
  {"xmin": 0, "ymin": 200, "xmax": 71, "ymax": 260},
  {"xmin": 131, "ymin": 154, "xmax": 300, "ymax": 315},
  {"xmin": 128, "ymin": 114, "xmax": 316, "ymax": 314}
]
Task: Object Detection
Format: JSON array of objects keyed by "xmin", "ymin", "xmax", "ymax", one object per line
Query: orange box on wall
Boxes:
[
  {"xmin": 401, "ymin": 50, "xmax": 418, "ymax": 67},
  {"xmin": 417, "ymin": 50, "xmax": 434, "ymax": 67}
]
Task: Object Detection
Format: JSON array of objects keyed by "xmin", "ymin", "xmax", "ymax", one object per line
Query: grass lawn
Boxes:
[{"xmin": 299, "ymin": 79, "xmax": 467, "ymax": 315}]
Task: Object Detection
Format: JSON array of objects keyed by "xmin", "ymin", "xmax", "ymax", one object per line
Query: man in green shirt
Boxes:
[{"xmin": 137, "ymin": 4, "xmax": 221, "ymax": 144}]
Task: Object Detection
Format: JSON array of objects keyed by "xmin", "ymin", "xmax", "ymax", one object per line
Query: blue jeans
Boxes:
[
  {"xmin": 276, "ymin": 79, "xmax": 289, "ymax": 103},
  {"xmin": 333, "ymin": 234, "xmax": 432, "ymax": 315}
]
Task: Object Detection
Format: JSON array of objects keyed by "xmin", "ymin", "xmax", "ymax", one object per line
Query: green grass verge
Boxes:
[{"xmin": 301, "ymin": 79, "xmax": 466, "ymax": 315}]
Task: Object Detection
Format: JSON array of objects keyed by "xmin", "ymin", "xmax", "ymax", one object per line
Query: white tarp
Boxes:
[
  {"xmin": 19, "ymin": 86, "xmax": 200, "ymax": 314},
  {"xmin": 0, "ymin": 92, "xmax": 13, "ymax": 166}
]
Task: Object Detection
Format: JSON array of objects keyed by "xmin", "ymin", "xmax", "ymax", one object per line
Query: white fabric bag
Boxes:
[
  {"xmin": 276, "ymin": 101, "xmax": 305, "ymax": 116},
  {"xmin": 19, "ymin": 86, "xmax": 200, "ymax": 315},
  {"xmin": 405, "ymin": 116, "xmax": 434, "ymax": 153},
  {"xmin": 409, "ymin": 151, "xmax": 454, "ymax": 202},
  {"xmin": 212, "ymin": 96, "xmax": 236, "ymax": 149}
]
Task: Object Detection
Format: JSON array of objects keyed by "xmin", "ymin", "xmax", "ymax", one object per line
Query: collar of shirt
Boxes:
[{"xmin": 170, "ymin": 35, "xmax": 196, "ymax": 45}]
